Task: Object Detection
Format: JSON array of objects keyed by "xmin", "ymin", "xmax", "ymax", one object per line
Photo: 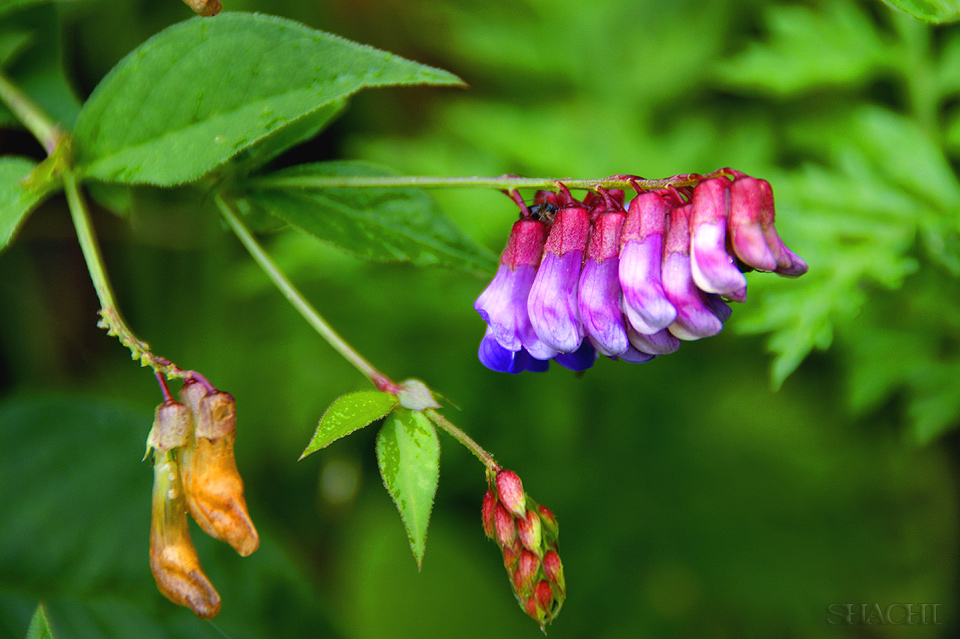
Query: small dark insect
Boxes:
[{"xmin": 527, "ymin": 201, "xmax": 558, "ymax": 223}]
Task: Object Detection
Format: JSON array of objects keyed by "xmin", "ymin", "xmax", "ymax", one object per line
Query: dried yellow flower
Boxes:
[{"xmin": 149, "ymin": 454, "xmax": 221, "ymax": 619}]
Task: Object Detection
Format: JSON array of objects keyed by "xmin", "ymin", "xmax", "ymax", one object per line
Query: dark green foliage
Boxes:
[{"xmin": 245, "ymin": 161, "xmax": 496, "ymax": 274}]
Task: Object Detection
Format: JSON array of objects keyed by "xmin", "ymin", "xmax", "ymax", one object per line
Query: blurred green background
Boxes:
[{"xmin": 2, "ymin": 0, "xmax": 960, "ymax": 637}]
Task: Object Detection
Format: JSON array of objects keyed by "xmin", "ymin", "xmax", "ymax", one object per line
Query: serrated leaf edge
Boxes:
[
  {"xmin": 300, "ymin": 390, "xmax": 397, "ymax": 460},
  {"xmin": 375, "ymin": 409, "xmax": 440, "ymax": 570}
]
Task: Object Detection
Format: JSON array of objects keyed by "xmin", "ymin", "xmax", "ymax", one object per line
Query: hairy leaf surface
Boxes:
[
  {"xmin": 301, "ymin": 390, "xmax": 398, "ymax": 459},
  {"xmin": 376, "ymin": 408, "xmax": 440, "ymax": 570}
]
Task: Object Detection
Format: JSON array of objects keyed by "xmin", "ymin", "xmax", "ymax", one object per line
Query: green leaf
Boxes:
[
  {"xmin": 245, "ymin": 161, "xmax": 497, "ymax": 274},
  {"xmin": 25, "ymin": 603, "xmax": 53, "ymax": 639},
  {"xmin": 73, "ymin": 13, "xmax": 462, "ymax": 186},
  {"xmin": 300, "ymin": 390, "xmax": 398, "ymax": 459},
  {"xmin": 881, "ymin": 0, "xmax": 960, "ymax": 23},
  {"xmin": 0, "ymin": 30, "xmax": 31, "ymax": 66},
  {"xmin": 908, "ymin": 359, "xmax": 960, "ymax": 444},
  {"xmin": 849, "ymin": 106, "xmax": 960, "ymax": 212},
  {"xmin": 232, "ymin": 99, "xmax": 347, "ymax": 173},
  {"xmin": 716, "ymin": 2, "xmax": 886, "ymax": 96},
  {"xmin": 0, "ymin": 157, "xmax": 52, "ymax": 251},
  {"xmin": 375, "ymin": 408, "xmax": 440, "ymax": 570}
]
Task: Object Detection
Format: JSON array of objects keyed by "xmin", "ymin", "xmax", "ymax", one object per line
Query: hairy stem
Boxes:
[
  {"xmin": 427, "ymin": 409, "xmax": 499, "ymax": 474},
  {"xmin": 216, "ymin": 194, "xmax": 396, "ymax": 391},
  {"xmin": 64, "ymin": 170, "xmax": 187, "ymax": 379},
  {"xmin": 0, "ymin": 71, "xmax": 60, "ymax": 154},
  {"xmin": 247, "ymin": 169, "xmax": 737, "ymax": 193}
]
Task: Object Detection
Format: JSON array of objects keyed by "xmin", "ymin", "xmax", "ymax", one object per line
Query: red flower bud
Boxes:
[
  {"xmin": 542, "ymin": 550, "xmax": 562, "ymax": 581},
  {"xmin": 513, "ymin": 549, "xmax": 540, "ymax": 594},
  {"xmin": 535, "ymin": 579, "xmax": 555, "ymax": 612},
  {"xmin": 517, "ymin": 509, "xmax": 542, "ymax": 555},
  {"xmin": 502, "ymin": 546, "xmax": 518, "ymax": 571},
  {"xmin": 538, "ymin": 504, "xmax": 559, "ymax": 538},
  {"xmin": 543, "ymin": 549, "xmax": 565, "ymax": 595},
  {"xmin": 494, "ymin": 504, "xmax": 518, "ymax": 549},
  {"xmin": 495, "ymin": 470, "xmax": 526, "ymax": 517},
  {"xmin": 523, "ymin": 595, "xmax": 540, "ymax": 621},
  {"xmin": 481, "ymin": 490, "xmax": 497, "ymax": 539},
  {"xmin": 484, "ymin": 483, "xmax": 566, "ymax": 631}
]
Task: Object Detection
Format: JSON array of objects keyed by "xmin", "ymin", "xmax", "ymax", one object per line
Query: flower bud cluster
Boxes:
[
  {"xmin": 146, "ymin": 380, "xmax": 259, "ymax": 618},
  {"xmin": 474, "ymin": 172, "xmax": 808, "ymax": 373},
  {"xmin": 482, "ymin": 469, "xmax": 564, "ymax": 631}
]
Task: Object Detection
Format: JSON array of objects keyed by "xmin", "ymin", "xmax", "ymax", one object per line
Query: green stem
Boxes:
[
  {"xmin": 217, "ymin": 195, "xmax": 500, "ymax": 471},
  {"xmin": 216, "ymin": 194, "xmax": 396, "ymax": 391},
  {"xmin": 427, "ymin": 409, "xmax": 499, "ymax": 474},
  {"xmin": 247, "ymin": 169, "xmax": 736, "ymax": 193},
  {"xmin": 0, "ymin": 71, "xmax": 59, "ymax": 153},
  {"xmin": 64, "ymin": 170, "xmax": 187, "ymax": 379}
]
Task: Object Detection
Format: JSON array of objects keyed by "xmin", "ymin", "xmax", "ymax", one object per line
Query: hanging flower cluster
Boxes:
[
  {"xmin": 482, "ymin": 469, "xmax": 565, "ymax": 631},
  {"xmin": 474, "ymin": 171, "xmax": 808, "ymax": 373},
  {"xmin": 147, "ymin": 378, "xmax": 259, "ymax": 619}
]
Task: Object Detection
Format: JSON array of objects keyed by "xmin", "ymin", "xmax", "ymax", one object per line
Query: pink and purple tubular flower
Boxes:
[{"xmin": 474, "ymin": 170, "xmax": 808, "ymax": 373}]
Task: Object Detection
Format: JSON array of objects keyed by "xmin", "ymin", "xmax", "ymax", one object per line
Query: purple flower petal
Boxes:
[
  {"xmin": 523, "ymin": 335, "xmax": 559, "ymax": 361},
  {"xmin": 619, "ymin": 191, "xmax": 677, "ymax": 334},
  {"xmin": 614, "ymin": 344, "xmax": 657, "ymax": 364},
  {"xmin": 662, "ymin": 204, "xmax": 724, "ymax": 340},
  {"xmin": 578, "ymin": 258, "xmax": 629, "ymax": 356},
  {"xmin": 554, "ymin": 340, "xmax": 596, "ymax": 371},
  {"xmin": 527, "ymin": 205, "xmax": 590, "ymax": 353},
  {"xmin": 525, "ymin": 357, "xmax": 551, "ymax": 372},
  {"xmin": 690, "ymin": 178, "xmax": 747, "ymax": 296},
  {"xmin": 627, "ymin": 327, "xmax": 681, "ymax": 355},
  {"xmin": 475, "ymin": 264, "xmax": 538, "ymax": 352},
  {"xmin": 478, "ymin": 329, "xmax": 529, "ymax": 374},
  {"xmin": 619, "ymin": 238, "xmax": 677, "ymax": 334},
  {"xmin": 528, "ymin": 251, "xmax": 585, "ymax": 352},
  {"xmin": 724, "ymin": 287, "xmax": 747, "ymax": 303},
  {"xmin": 767, "ymin": 236, "xmax": 809, "ymax": 277},
  {"xmin": 703, "ymin": 293, "xmax": 732, "ymax": 323}
]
